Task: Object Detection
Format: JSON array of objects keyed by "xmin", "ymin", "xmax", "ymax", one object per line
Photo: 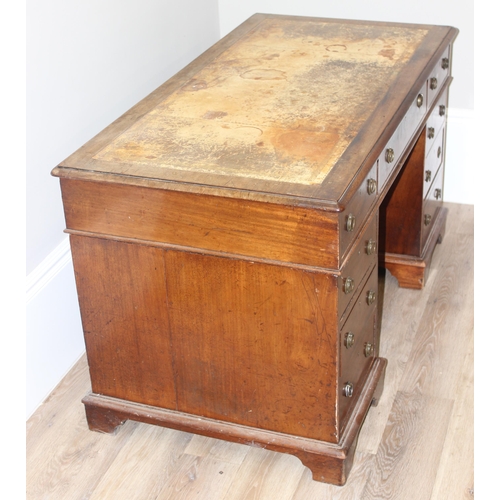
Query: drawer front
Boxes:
[
  {"xmin": 378, "ymin": 80, "xmax": 427, "ymax": 189},
  {"xmin": 421, "ymin": 166, "xmax": 444, "ymax": 247},
  {"xmin": 425, "ymin": 88, "xmax": 448, "ymax": 157},
  {"xmin": 338, "ymin": 266, "xmax": 378, "ymax": 425},
  {"xmin": 427, "ymin": 46, "xmax": 451, "ymax": 109},
  {"xmin": 423, "ymin": 126, "xmax": 444, "ymax": 199},
  {"xmin": 338, "ymin": 214, "xmax": 378, "ymax": 321},
  {"xmin": 340, "ymin": 161, "xmax": 378, "ymax": 260}
]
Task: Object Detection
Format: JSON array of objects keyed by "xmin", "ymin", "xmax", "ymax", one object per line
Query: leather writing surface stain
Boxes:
[{"xmin": 94, "ymin": 18, "xmax": 427, "ymax": 185}]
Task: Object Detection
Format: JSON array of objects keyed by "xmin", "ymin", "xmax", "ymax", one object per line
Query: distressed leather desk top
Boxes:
[{"xmin": 53, "ymin": 14, "xmax": 456, "ymax": 207}]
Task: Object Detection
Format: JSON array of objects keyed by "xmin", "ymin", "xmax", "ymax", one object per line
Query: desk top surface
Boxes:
[{"xmin": 53, "ymin": 14, "xmax": 457, "ymax": 209}]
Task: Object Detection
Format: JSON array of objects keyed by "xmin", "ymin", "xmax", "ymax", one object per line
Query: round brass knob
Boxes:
[
  {"xmin": 437, "ymin": 146, "xmax": 441, "ymax": 158},
  {"xmin": 385, "ymin": 148, "xmax": 395, "ymax": 163},
  {"xmin": 439, "ymin": 104, "xmax": 446, "ymax": 116},
  {"xmin": 366, "ymin": 238, "xmax": 376, "ymax": 255},
  {"xmin": 343, "ymin": 382, "xmax": 354, "ymax": 398},
  {"xmin": 442, "ymin": 57, "xmax": 450, "ymax": 69},
  {"xmin": 434, "ymin": 188, "xmax": 442, "ymax": 200},
  {"xmin": 346, "ymin": 213, "xmax": 356, "ymax": 232},
  {"xmin": 344, "ymin": 332, "xmax": 355, "ymax": 349},
  {"xmin": 364, "ymin": 343, "xmax": 374, "ymax": 357},
  {"xmin": 343, "ymin": 277, "xmax": 355, "ymax": 294},
  {"xmin": 430, "ymin": 77, "xmax": 438, "ymax": 90},
  {"xmin": 424, "ymin": 214, "xmax": 432, "ymax": 226},
  {"xmin": 427, "ymin": 127, "xmax": 435, "ymax": 139},
  {"xmin": 416, "ymin": 93, "xmax": 424, "ymax": 108},
  {"xmin": 367, "ymin": 290, "xmax": 376, "ymax": 305},
  {"xmin": 425, "ymin": 170, "xmax": 432, "ymax": 182},
  {"xmin": 367, "ymin": 178, "xmax": 377, "ymax": 195}
]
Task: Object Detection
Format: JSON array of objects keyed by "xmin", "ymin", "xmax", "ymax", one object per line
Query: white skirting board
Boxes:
[{"xmin": 26, "ymin": 236, "xmax": 85, "ymax": 419}]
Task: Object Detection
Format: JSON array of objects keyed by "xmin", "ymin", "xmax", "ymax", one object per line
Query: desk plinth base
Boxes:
[
  {"xmin": 382, "ymin": 207, "xmax": 447, "ymax": 289},
  {"xmin": 83, "ymin": 357, "xmax": 387, "ymax": 486}
]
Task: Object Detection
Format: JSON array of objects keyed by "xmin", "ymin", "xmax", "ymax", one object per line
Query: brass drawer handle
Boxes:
[
  {"xmin": 442, "ymin": 57, "xmax": 450, "ymax": 69},
  {"xmin": 367, "ymin": 178, "xmax": 377, "ymax": 195},
  {"xmin": 364, "ymin": 343, "xmax": 374, "ymax": 357},
  {"xmin": 427, "ymin": 127, "xmax": 435, "ymax": 139},
  {"xmin": 385, "ymin": 148, "xmax": 395, "ymax": 163},
  {"xmin": 434, "ymin": 188, "xmax": 442, "ymax": 200},
  {"xmin": 430, "ymin": 77, "xmax": 438, "ymax": 90},
  {"xmin": 424, "ymin": 214, "xmax": 432, "ymax": 226},
  {"xmin": 437, "ymin": 146, "xmax": 441, "ymax": 159},
  {"xmin": 366, "ymin": 290, "xmax": 376, "ymax": 305},
  {"xmin": 344, "ymin": 332, "xmax": 355, "ymax": 349},
  {"xmin": 365, "ymin": 238, "xmax": 377, "ymax": 255},
  {"xmin": 343, "ymin": 277, "xmax": 355, "ymax": 294},
  {"xmin": 439, "ymin": 104, "xmax": 446, "ymax": 116},
  {"xmin": 425, "ymin": 170, "xmax": 432, "ymax": 182},
  {"xmin": 343, "ymin": 382, "xmax": 354, "ymax": 398},
  {"xmin": 416, "ymin": 93, "xmax": 424, "ymax": 108},
  {"xmin": 345, "ymin": 213, "xmax": 356, "ymax": 232}
]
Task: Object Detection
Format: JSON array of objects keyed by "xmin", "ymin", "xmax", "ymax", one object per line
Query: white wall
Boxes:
[
  {"xmin": 26, "ymin": 0, "xmax": 220, "ymax": 418},
  {"xmin": 218, "ymin": 1, "xmax": 474, "ymax": 205}
]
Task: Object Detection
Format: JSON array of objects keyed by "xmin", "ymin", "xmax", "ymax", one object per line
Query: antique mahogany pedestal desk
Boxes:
[{"xmin": 52, "ymin": 14, "xmax": 458, "ymax": 485}]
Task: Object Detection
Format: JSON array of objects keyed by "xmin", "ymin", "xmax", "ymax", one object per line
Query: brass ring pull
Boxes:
[
  {"xmin": 343, "ymin": 382, "xmax": 354, "ymax": 398},
  {"xmin": 343, "ymin": 277, "xmax": 355, "ymax": 294},
  {"xmin": 346, "ymin": 213, "xmax": 356, "ymax": 232},
  {"xmin": 367, "ymin": 178, "xmax": 377, "ymax": 195},
  {"xmin": 344, "ymin": 332, "xmax": 355, "ymax": 349},
  {"xmin": 364, "ymin": 343, "xmax": 374, "ymax": 357},
  {"xmin": 385, "ymin": 148, "xmax": 395, "ymax": 163},
  {"xmin": 365, "ymin": 239, "xmax": 376, "ymax": 255},
  {"xmin": 430, "ymin": 77, "xmax": 438, "ymax": 90}
]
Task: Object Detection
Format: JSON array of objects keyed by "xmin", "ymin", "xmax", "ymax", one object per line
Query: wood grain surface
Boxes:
[{"xmin": 27, "ymin": 202, "xmax": 473, "ymax": 500}]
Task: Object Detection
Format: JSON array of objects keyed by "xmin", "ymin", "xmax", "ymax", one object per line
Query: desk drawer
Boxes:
[
  {"xmin": 378, "ymin": 80, "xmax": 427, "ymax": 189},
  {"xmin": 422, "ymin": 166, "xmax": 444, "ymax": 248},
  {"xmin": 423, "ymin": 126, "xmax": 444, "ymax": 199},
  {"xmin": 338, "ymin": 214, "xmax": 378, "ymax": 321},
  {"xmin": 340, "ymin": 161, "xmax": 378, "ymax": 260},
  {"xmin": 427, "ymin": 46, "xmax": 451, "ymax": 109},
  {"xmin": 425, "ymin": 89, "xmax": 448, "ymax": 157},
  {"xmin": 338, "ymin": 266, "xmax": 377, "ymax": 425}
]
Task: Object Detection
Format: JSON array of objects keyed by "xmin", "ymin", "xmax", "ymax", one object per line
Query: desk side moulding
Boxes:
[{"xmin": 52, "ymin": 14, "xmax": 458, "ymax": 485}]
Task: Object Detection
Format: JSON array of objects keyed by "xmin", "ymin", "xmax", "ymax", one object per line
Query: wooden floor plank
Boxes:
[
  {"xmin": 155, "ymin": 453, "xmax": 241, "ymax": 500},
  {"xmin": 430, "ymin": 331, "xmax": 474, "ymax": 500},
  {"xmin": 88, "ymin": 425, "xmax": 193, "ymax": 500},
  {"xmin": 220, "ymin": 447, "xmax": 304, "ymax": 500},
  {"xmin": 361, "ymin": 392, "xmax": 454, "ymax": 500},
  {"xmin": 184, "ymin": 434, "xmax": 250, "ymax": 465}
]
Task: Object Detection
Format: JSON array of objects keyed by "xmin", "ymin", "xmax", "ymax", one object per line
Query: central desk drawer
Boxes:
[{"xmin": 378, "ymin": 80, "xmax": 427, "ymax": 189}]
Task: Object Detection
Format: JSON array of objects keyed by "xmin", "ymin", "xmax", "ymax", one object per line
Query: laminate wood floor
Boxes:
[{"xmin": 26, "ymin": 202, "xmax": 474, "ymax": 500}]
